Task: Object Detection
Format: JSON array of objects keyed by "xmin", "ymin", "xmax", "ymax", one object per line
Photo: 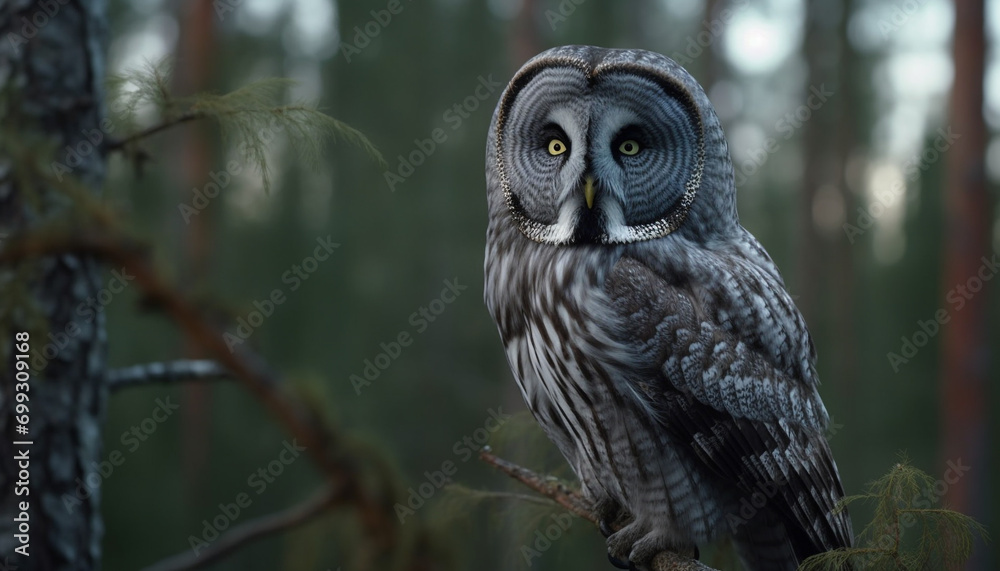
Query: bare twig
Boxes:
[
  {"xmin": 479, "ymin": 448, "xmax": 718, "ymax": 571},
  {"xmin": 448, "ymin": 488, "xmax": 563, "ymax": 507},
  {"xmin": 140, "ymin": 486, "xmax": 338, "ymax": 571},
  {"xmin": 107, "ymin": 359, "xmax": 230, "ymax": 391},
  {"xmin": 479, "ymin": 448, "xmax": 592, "ymax": 518},
  {"xmin": 106, "ymin": 111, "xmax": 199, "ymax": 151}
]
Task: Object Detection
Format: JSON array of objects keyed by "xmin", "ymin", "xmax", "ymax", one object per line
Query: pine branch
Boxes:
[
  {"xmin": 479, "ymin": 448, "xmax": 592, "ymax": 518},
  {"xmin": 800, "ymin": 459, "xmax": 987, "ymax": 570},
  {"xmin": 105, "ymin": 64, "xmax": 386, "ymax": 190},
  {"xmin": 105, "ymin": 111, "xmax": 198, "ymax": 151},
  {"xmin": 444, "ymin": 487, "xmax": 563, "ymax": 508},
  {"xmin": 140, "ymin": 485, "xmax": 338, "ymax": 571},
  {"xmin": 479, "ymin": 449, "xmax": 718, "ymax": 571},
  {"xmin": 106, "ymin": 359, "xmax": 230, "ymax": 390}
]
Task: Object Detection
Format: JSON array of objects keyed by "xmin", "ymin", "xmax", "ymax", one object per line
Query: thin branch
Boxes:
[
  {"xmin": 479, "ymin": 448, "xmax": 718, "ymax": 571},
  {"xmin": 105, "ymin": 111, "xmax": 199, "ymax": 151},
  {"xmin": 479, "ymin": 447, "xmax": 592, "ymax": 519},
  {"xmin": 107, "ymin": 359, "xmax": 230, "ymax": 391},
  {"xmin": 140, "ymin": 485, "xmax": 338, "ymax": 571},
  {"xmin": 455, "ymin": 489, "xmax": 563, "ymax": 507}
]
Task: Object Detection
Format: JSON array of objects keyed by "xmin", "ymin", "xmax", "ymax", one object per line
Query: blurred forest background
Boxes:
[{"xmin": 1, "ymin": 0, "xmax": 998, "ymax": 569}]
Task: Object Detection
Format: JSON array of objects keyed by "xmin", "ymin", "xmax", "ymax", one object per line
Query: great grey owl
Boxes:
[{"xmin": 483, "ymin": 46, "xmax": 853, "ymax": 570}]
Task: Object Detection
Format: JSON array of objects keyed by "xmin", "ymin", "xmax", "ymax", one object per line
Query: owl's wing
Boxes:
[{"xmin": 604, "ymin": 250, "xmax": 853, "ymax": 559}]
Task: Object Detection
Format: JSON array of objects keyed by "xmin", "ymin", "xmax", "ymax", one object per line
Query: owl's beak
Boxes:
[{"xmin": 584, "ymin": 176, "xmax": 596, "ymax": 209}]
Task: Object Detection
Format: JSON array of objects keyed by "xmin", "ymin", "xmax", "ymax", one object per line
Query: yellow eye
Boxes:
[
  {"xmin": 548, "ymin": 139, "xmax": 568, "ymax": 156},
  {"xmin": 619, "ymin": 140, "xmax": 640, "ymax": 156}
]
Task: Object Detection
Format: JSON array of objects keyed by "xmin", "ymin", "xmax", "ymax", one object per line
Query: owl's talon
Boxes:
[
  {"xmin": 607, "ymin": 553, "xmax": 630, "ymax": 569},
  {"xmin": 599, "ymin": 518, "xmax": 614, "ymax": 538},
  {"xmin": 607, "ymin": 521, "xmax": 643, "ymax": 566}
]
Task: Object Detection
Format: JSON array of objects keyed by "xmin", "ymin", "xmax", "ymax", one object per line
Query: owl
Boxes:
[{"xmin": 483, "ymin": 46, "xmax": 853, "ymax": 570}]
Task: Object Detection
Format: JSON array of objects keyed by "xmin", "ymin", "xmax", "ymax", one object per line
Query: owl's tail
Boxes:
[
  {"xmin": 731, "ymin": 508, "xmax": 855, "ymax": 571},
  {"xmin": 730, "ymin": 509, "xmax": 800, "ymax": 571}
]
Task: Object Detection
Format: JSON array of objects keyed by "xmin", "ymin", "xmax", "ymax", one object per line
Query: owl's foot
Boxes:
[
  {"xmin": 606, "ymin": 521, "xmax": 698, "ymax": 570},
  {"xmin": 594, "ymin": 499, "xmax": 630, "ymax": 538},
  {"xmin": 598, "ymin": 501, "xmax": 631, "ymax": 568},
  {"xmin": 606, "ymin": 521, "xmax": 644, "ymax": 566},
  {"xmin": 607, "ymin": 553, "xmax": 630, "ymax": 569}
]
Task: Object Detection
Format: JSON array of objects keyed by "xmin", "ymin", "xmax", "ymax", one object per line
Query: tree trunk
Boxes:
[
  {"xmin": 799, "ymin": 0, "xmax": 859, "ymax": 394},
  {"xmin": 174, "ymin": 0, "xmax": 217, "ymax": 509},
  {"xmin": 832, "ymin": 0, "xmax": 858, "ymax": 395},
  {"xmin": 0, "ymin": 1, "xmax": 109, "ymax": 569},
  {"xmin": 942, "ymin": 0, "xmax": 990, "ymax": 567},
  {"xmin": 796, "ymin": 0, "xmax": 827, "ymax": 328}
]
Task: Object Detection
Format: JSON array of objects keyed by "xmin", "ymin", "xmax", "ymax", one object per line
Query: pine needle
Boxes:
[
  {"xmin": 800, "ymin": 457, "xmax": 987, "ymax": 570},
  {"xmin": 107, "ymin": 60, "xmax": 386, "ymax": 193}
]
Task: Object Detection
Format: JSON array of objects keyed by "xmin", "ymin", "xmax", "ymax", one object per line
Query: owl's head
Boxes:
[{"xmin": 487, "ymin": 45, "xmax": 738, "ymax": 246}]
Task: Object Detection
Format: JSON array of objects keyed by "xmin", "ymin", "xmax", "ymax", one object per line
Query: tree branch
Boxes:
[
  {"xmin": 140, "ymin": 485, "xmax": 338, "ymax": 571},
  {"xmin": 106, "ymin": 111, "xmax": 199, "ymax": 151},
  {"xmin": 0, "ymin": 230, "xmax": 400, "ymax": 566},
  {"xmin": 107, "ymin": 359, "xmax": 230, "ymax": 391},
  {"xmin": 478, "ymin": 447, "xmax": 593, "ymax": 518},
  {"xmin": 479, "ymin": 448, "xmax": 718, "ymax": 571}
]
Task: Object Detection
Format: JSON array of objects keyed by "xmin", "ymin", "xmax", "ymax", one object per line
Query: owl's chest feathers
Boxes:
[{"xmin": 487, "ymin": 239, "xmax": 640, "ymax": 424}]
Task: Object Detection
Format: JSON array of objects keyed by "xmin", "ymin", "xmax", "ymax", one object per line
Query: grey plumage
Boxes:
[{"xmin": 484, "ymin": 46, "xmax": 852, "ymax": 570}]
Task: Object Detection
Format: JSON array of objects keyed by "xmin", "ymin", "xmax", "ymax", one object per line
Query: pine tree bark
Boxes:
[
  {"xmin": 0, "ymin": 1, "xmax": 109, "ymax": 569},
  {"xmin": 942, "ymin": 0, "xmax": 990, "ymax": 566},
  {"xmin": 174, "ymin": 0, "xmax": 217, "ymax": 509}
]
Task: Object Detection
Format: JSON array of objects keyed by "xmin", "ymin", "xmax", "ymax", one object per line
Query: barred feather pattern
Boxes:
[{"xmin": 484, "ymin": 46, "xmax": 853, "ymax": 570}]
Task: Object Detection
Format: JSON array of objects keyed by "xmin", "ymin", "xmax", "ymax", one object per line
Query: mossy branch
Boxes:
[{"xmin": 106, "ymin": 60, "xmax": 386, "ymax": 192}]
